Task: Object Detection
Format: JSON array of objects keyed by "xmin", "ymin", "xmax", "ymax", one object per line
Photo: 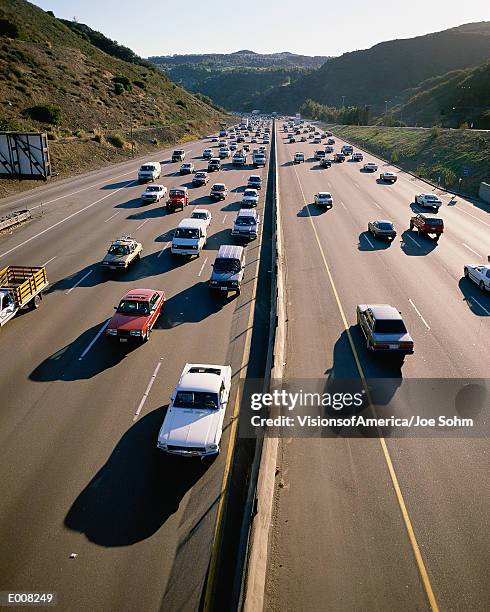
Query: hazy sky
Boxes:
[{"xmin": 33, "ymin": 0, "xmax": 490, "ymax": 57}]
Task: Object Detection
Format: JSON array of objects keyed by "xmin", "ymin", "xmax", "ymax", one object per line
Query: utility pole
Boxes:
[{"xmin": 130, "ymin": 108, "xmax": 134, "ymax": 159}]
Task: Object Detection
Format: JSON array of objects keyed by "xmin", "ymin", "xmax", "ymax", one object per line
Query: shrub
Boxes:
[
  {"xmin": 459, "ymin": 121, "xmax": 469, "ymax": 130},
  {"xmin": 47, "ymin": 131, "xmax": 57, "ymax": 140},
  {"xmin": 430, "ymin": 126, "xmax": 441, "ymax": 139},
  {"xmin": 151, "ymin": 138, "xmax": 159, "ymax": 146},
  {"xmin": 113, "ymin": 82, "xmax": 125, "ymax": 95},
  {"xmin": 0, "ymin": 18, "xmax": 20, "ymax": 38},
  {"xmin": 74, "ymin": 129, "xmax": 85, "ymax": 138},
  {"xmin": 24, "ymin": 104, "xmax": 63, "ymax": 125},
  {"xmin": 108, "ymin": 133, "xmax": 125, "ymax": 148},
  {"xmin": 176, "ymin": 99, "xmax": 187, "ymax": 108},
  {"xmin": 390, "ymin": 150, "xmax": 399, "ymax": 163},
  {"xmin": 0, "ymin": 115, "xmax": 22, "ymax": 130},
  {"xmin": 112, "ymin": 75, "xmax": 132, "ymax": 91},
  {"xmin": 133, "ymin": 80, "xmax": 146, "ymax": 89}
]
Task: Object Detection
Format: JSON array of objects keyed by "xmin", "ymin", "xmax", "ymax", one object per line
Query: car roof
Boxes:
[
  {"xmin": 212, "ymin": 182, "xmax": 226, "ymax": 187},
  {"xmin": 217, "ymin": 244, "xmax": 244, "ymax": 259},
  {"xmin": 237, "ymin": 208, "xmax": 257, "ymax": 217},
  {"xmin": 192, "ymin": 208, "xmax": 209, "ymax": 215},
  {"xmin": 111, "ymin": 236, "xmax": 137, "ymax": 246},
  {"xmin": 123, "ymin": 288, "xmax": 156, "ymax": 300},
  {"xmin": 249, "ymin": 175, "xmax": 261, "ymax": 180},
  {"xmin": 177, "ymin": 218, "xmax": 207, "ymax": 228},
  {"xmin": 178, "ymin": 364, "xmax": 224, "ymax": 393},
  {"xmin": 368, "ymin": 304, "xmax": 402, "ymax": 320}
]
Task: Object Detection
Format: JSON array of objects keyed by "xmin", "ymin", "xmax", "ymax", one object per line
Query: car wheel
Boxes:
[
  {"xmin": 464, "ymin": 268, "xmax": 469, "ymax": 278},
  {"xmin": 480, "ymin": 281, "xmax": 485, "ymax": 292},
  {"xmin": 143, "ymin": 328, "xmax": 151, "ymax": 343},
  {"xmin": 29, "ymin": 294, "xmax": 41, "ymax": 310}
]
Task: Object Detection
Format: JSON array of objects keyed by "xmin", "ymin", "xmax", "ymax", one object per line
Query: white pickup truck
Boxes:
[{"xmin": 0, "ymin": 266, "xmax": 48, "ymax": 327}]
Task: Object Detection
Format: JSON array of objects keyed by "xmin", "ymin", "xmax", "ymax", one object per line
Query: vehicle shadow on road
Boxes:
[
  {"xmin": 157, "ymin": 281, "xmax": 227, "ymax": 329},
  {"xmin": 231, "ymin": 185, "xmax": 246, "ymax": 193},
  {"xmin": 64, "ymin": 406, "xmax": 211, "ymax": 546},
  {"xmin": 281, "ymin": 161, "xmax": 294, "ymax": 167},
  {"xmin": 297, "ymin": 204, "xmax": 326, "ymax": 217},
  {"xmin": 375, "ymin": 179, "xmax": 395, "ymax": 185},
  {"xmin": 409, "ymin": 202, "xmax": 437, "ymax": 214},
  {"xmin": 127, "ymin": 207, "xmax": 167, "ymax": 220},
  {"xmin": 114, "ymin": 197, "xmax": 142, "ymax": 209},
  {"xmin": 458, "ymin": 278, "xmax": 490, "ymax": 316},
  {"xmin": 220, "ymin": 201, "xmax": 242, "ymax": 212},
  {"xmin": 101, "ymin": 180, "xmax": 135, "ymax": 190},
  {"xmin": 358, "ymin": 231, "xmax": 392, "ymax": 251},
  {"xmin": 29, "ymin": 320, "xmax": 130, "ymax": 382},
  {"xmin": 206, "ymin": 228, "xmax": 233, "ymax": 250},
  {"xmin": 191, "ymin": 195, "xmax": 212, "ymax": 206},
  {"xmin": 400, "ymin": 230, "xmax": 438, "ymax": 256}
]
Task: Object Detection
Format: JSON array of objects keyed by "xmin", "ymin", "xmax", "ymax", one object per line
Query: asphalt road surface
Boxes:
[
  {"xmin": 0, "ymin": 135, "xmax": 270, "ymax": 611},
  {"xmin": 265, "ymin": 124, "xmax": 489, "ymax": 611}
]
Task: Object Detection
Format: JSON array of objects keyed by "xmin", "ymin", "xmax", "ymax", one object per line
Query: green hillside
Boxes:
[{"xmin": 258, "ymin": 22, "xmax": 490, "ymax": 115}]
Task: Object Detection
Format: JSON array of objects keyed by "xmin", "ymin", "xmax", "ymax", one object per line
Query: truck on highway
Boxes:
[
  {"xmin": 0, "ymin": 266, "xmax": 48, "ymax": 327},
  {"xmin": 253, "ymin": 151, "xmax": 266, "ymax": 168}
]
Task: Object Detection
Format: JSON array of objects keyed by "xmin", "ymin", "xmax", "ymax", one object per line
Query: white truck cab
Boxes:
[{"xmin": 171, "ymin": 218, "xmax": 207, "ymax": 257}]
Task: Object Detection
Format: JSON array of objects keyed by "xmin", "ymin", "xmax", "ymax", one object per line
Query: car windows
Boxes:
[
  {"xmin": 174, "ymin": 391, "xmax": 219, "ymax": 410},
  {"xmin": 117, "ymin": 300, "xmax": 150, "ymax": 316},
  {"xmin": 174, "ymin": 228, "xmax": 200, "ymax": 239},
  {"xmin": 214, "ymin": 258, "xmax": 241, "ymax": 274},
  {"xmin": 374, "ymin": 319, "xmax": 407, "ymax": 333}
]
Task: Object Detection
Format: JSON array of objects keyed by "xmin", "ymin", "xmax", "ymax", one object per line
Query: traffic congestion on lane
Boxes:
[
  {"xmin": 0, "ymin": 119, "xmax": 273, "ymax": 611},
  {"xmin": 265, "ymin": 118, "xmax": 489, "ymax": 612}
]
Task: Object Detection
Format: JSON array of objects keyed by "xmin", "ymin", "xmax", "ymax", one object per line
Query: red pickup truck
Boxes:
[
  {"xmin": 106, "ymin": 288, "xmax": 165, "ymax": 343},
  {"xmin": 166, "ymin": 187, "xmax": 189, "ymax": 212},
  {"xmin": 409, "ymin": 213, "xmax": 444, "ymax": 240}
]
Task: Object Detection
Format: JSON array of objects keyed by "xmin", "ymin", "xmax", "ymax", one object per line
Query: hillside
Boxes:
[
  {"xmin": 149, "ymin": 50, "xmax": 330, "ymax": 112},
  {"xmin": 0, "ymin": 0, "xmax": 229, "ymax": 198},
  {"xmin": 394, "ymin": 61, "xmax": 490, "ymax": 129},
  {"xmin": 325, "ymin": 124, "xmax": 490, "ymax": 197},
  {"xmin": 257, "ymin": 22, "xmax": 490, "ymax": 114},
  {"xmin": 0, "ymin": 0, "xmax": 226, "ymax": 135},
  {"xmin": 149, "ymin": 50, "xmax": 330, "ymax": 70}
]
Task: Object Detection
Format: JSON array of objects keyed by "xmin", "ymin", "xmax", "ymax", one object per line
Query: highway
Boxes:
[
  {"xmin": 0, "ymin": 133, "xmax": 271, "ymax": 611},
  {"xmin": 265, "ymin": 124, "xmax": 490, "ymax": 611}
]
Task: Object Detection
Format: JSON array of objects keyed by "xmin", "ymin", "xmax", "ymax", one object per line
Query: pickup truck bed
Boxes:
[{"xmin": 0, "ymin": 266, "xmax": 48, "ymax": 309}]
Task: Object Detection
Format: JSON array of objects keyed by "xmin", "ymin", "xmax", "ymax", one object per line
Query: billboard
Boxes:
[{"xmin": 0, "ymin": 132, "xmax": 51, "ymax": 180}]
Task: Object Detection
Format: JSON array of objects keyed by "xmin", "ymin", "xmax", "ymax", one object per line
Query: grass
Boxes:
[{"xmin": 326, "ymin": 125, "xmax": 490, "ymax": 196}]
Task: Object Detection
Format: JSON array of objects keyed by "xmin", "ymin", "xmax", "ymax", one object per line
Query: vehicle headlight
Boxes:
[
  {"xmin": 157, "ymin": 440, "xmax": 167, "ymax": 449},
  {"xmin": 103, "ymin": 261, "xmax": 109, "ymax": 265},
  {"xmin": 231, "ymin": 280, "xmax": 239, "ymax": 286},
  {"xmin": 208, "ymin": 444, "xmax": 218, "ymax": 451},
  {"xmin": 130, "ymin": 329, "xmax": 142, "ymax": 336},
  {"xmin": 107, "ymin": 329, "xmax": 118, "ymax": 336}
]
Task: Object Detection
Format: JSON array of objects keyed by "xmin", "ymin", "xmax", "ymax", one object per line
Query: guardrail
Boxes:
[{"xmin": 0, "ymin": 209, "xmax": 31, "ymax": 232}]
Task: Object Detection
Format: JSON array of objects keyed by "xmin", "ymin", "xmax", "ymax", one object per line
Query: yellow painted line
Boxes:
[
  {"xmin": 203, "ymin": 172, "xmax": 265, "ymax": 612},
  {"xmin": 291, "ymin": 163, "xmax": 440, "ymax": 612}
]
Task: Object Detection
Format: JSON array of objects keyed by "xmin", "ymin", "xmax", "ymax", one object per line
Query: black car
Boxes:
[
  {"xmin": 320, "ymin": 158, "xmax": 332, "ymax": 168},
  {"xmin": 207, "ymin": 159, "xmax": 221, "ymax": 172},
  {"xmin": 368, "ymin": 220, "xmax": 397, "ymax": 240}
]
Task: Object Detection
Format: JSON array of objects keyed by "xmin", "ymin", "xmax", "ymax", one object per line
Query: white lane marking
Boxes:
[
  {"xmin": 157, "ymin": 241, "xmax": 171, "ymax": 258},
  {"xmin": 30, "ymin": 171, "xmax": 136, "ymax": 210},
  {"xmin": 78, "ymin": 319, "xmax": 110, "ymax": 360},
  {"xmin": 133, "ymin": 360, "xmax": 163, "ymax": 421},
  {"xmin": 339, "ymin": 200, "xmax": 346, "ymax": 209},
  {"xmin": 409, "ymin": 298, "xmax": 431, "ymax": 330},
  {"xmin": 222, "ymin": 214, "xmax": 227, "ymax": 224},
  {"xmin": 372, "ymin": 201, "xmax": 382, "ymax": 209},
  {"xmin": 42, "ymin": 256, "xmax": 57, "ymax": 266},
  {"xmin": 134, "ymin": 219, "xmax": 149, "ymax": 231},
  {"xmin": 0, "ymin": 181, "xmax": 137, "ymax": 261},
  {"xmin": 468, "ymin": 296, "xmax": 490, "ymax": 316},
  {"xmin": 198, "ymin": 257, "xmax": 208, "ymax": 277},
  {"xmin": 462, "ymin": 243, "xmax": 482, "ymax": 258},
  {"xmin": 453, "ymin": 206, "xmax": 490, "ymax": 227},
  {"xmin": 65, "ymin": 269, "xmax": 92, "ymax": 294},
  {"xmin": 405, "ymin": 233, "xmax": 421, "ymax": 248},
  {"xmin": 363, "ymin": 233, "xmax": 375, "ymax": 249},
  {"xmin": 104, "ymin": 211, "xmax": 120, "ymax": 223},
  {"xmin": 354, "ymin": 182, "xmax": 361, "ymax": 189}
]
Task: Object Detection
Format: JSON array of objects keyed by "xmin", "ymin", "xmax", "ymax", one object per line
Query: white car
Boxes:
[
  {"xmin": 203, "ymin": 148, "xmax": 212, "ymax": 159},
  {"xmin": 363, "ymin": 163, "xmax": 378, "ymax": 172},
  {"xmin": 294, "ymin": 152, "xmax": 305, "ymax": 164},
  {"xmin": 157, "ymin": 363, "xmax": 232, "ymax": 457},
  {"xmin": 415, "ymin": 193, "xmax": 442, "ymax": 210},
  {"xmin": 191, "ymin": 208, "xmax": 212, "ymax": 227},
  {"xmin": 242, "ymin": 188, "xmax": 259, "ymax": 207},
  {"xmin": 141, "ymin": 184, "xmax": 167, "ymax": 203},
  {"xmin": 464, "ymin": 264, "xmax": 490, "ymax": 292},
  {"xmin": 314, "ymin": 192, "xmax": 333, "ymax": 207}
]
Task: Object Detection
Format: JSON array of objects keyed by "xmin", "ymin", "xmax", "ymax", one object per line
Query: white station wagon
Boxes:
[{"xmin": 157, "ymin": 363, "xmax": 232, "ymax": 457}]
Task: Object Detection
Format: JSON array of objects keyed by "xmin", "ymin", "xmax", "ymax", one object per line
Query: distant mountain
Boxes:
[
  {"xmin": 257, "ymin": 22, "xmax": 490, "ymax": 114},
  {"xmin": 149, "ymin": 50, "xmax": 330, "ymax": 70},
  {"xmin": 394, "ymin": 60, "xmax": 490, "ymax": 129},
  {"xmin": 147, "ymin": 50, "xmax": 330, "ymax": 112}
]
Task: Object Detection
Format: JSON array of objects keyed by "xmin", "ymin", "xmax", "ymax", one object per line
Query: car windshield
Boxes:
[
  {"xmin": 170, "ymin": 190, "xmax": 185, "ymax": 197},
  {"xmin": 182, "ymin": 164, "xmax": 191, "ymax": 169},
  {"xmin": 192, "ymin": 213, "xmax": 207, "ymax": 220},
  {"xmin": 146, "ymin": 186, "xmax": 160, "ymax": 192},
  {"xmin": 117, "ymin": 300, "xmax": 150, "ymax": 316},
  {"xmin": 375, "ymin": 319, "xmax": 407, "ymax": 333},
  {"xmin": 318, "ymin": 193, "xmax": 331, "ymax": 198},
  {"xmin": 377, "ymin": 222, "xmax": 394, "ymax": 230},
  {"xmin": 214, "ymin": 258, "xmax": 241, "ymax": 273},
  {"xmin": 426, "ymin": 219, "xmax": 443, "ymax": 225},
  {"xmin": 244, "ymin": 190, "xmax": 257, "ymax": 197},
  {"xmin": 195, "ymin": 173, "xmax": 206, "ymax": 178},
  {"xmin": 236, "ymin": 217, "xmax": 255, "ymax": 226},
  {"xmin": 213, "ymin": 185, "xmax": 225, "ymax": 191},
  {"xmin": 140, "ymin": 165, "xmax": 153, "ymax": 171},
  {"xmin": 426, "ymin": 195, "xmax": 438, "ymax": 201},
  {"xmin": 108, "ymin": 245, "xmax": 130, "ymax": 255},
  {"xmin": 173, "ymin": 391, "xmax": 219, "ymax": 410},
  {"xmin": 174, "ymin": 228, "xmax": 200, "ymax": 239}
]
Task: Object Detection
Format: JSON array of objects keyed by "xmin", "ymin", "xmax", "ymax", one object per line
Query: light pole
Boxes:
[{"xmin": 129, "ymin": 108, "xmax": 134, "ymax": 159}]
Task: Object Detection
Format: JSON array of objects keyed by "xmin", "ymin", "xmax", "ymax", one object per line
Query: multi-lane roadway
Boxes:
[
  {"xmin": 0, "ymin": 132, "xmax": 271, "ymax": 611},
  {"xmin": 265, "ymin": 124, "xmax": 489, "ymax": 611}
]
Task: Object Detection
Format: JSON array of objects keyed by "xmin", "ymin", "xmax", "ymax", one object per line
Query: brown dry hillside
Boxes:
[{"xmin": 0, "ymin": 0, "xmax": 229, "ymax": 197}]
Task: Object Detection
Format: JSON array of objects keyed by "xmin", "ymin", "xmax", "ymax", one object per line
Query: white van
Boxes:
[
  {"xmin": 171, "ymin": 218, "xmax": 207, "ymax": 257},
  {"xmin": 138, "ymin": 161, "xmax": 161, "ymax": 183}
]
